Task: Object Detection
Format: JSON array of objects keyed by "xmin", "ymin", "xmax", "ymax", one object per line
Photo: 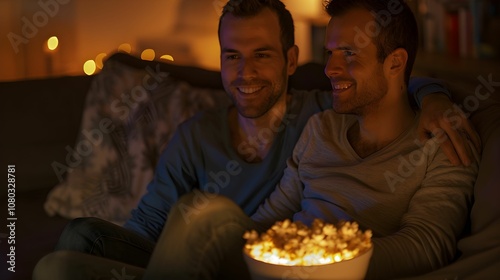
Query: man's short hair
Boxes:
[
  {"xmin": 217, "ymin": 0, "xmax": 295, "ymax": 59},
  {"xmin": 325, "ymin": 0, "xmax": 418, "ymax": 85}
]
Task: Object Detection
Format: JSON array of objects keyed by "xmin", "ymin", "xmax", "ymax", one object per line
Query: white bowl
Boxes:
[{"xmin": 243, "ymin": 247, "xmax": 373, "ymax": 280}]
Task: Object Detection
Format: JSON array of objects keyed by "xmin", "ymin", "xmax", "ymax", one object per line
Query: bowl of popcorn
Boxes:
[{"xmin": 243, "ymin": 219, "xmax": 373, "ymax": 280}]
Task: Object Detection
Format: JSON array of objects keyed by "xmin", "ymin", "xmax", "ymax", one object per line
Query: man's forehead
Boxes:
[
  {"xmin": 325, "ymin": 8, "xmax": 375, "ymax": 47},
  {"xmin": 220, "ymin": 7, "xmax": 279, "ymax": 29},
  {"xmin": 219, "ymin": 8, "xmax": 282, "ymax": 48},
  {"xmin": 328, "ymin": 8, "xmax": 374, "ymax": 29}
]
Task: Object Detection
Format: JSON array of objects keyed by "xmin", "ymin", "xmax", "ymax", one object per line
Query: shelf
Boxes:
[
  {"xmin": 414, "ymin": 52, "xmax": 499, "ymax": 79},
  {"xmin": 411, "ymin": 0, "xmax": 499, "ymax": 97},
  {"xmin": 413, "ymin": 51, "xmax": 500, "ymax": 97}
]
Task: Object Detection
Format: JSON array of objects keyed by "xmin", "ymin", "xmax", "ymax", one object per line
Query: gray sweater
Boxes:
[{"xmin": 252, "ymin": 110, "xmax": 479, "ymax": 279}]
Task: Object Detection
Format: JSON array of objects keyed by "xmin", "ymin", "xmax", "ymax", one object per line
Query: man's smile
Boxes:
[
  {"xmin": 237, "ymin": 86, "xmax": 264, "ymax": 94},
  {"xmin": 331, "ymin": 82, "xmax": 353, "ymax": 94}
]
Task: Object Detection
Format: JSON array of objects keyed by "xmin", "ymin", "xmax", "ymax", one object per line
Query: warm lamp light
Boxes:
[
  {"xmin": 283, "ymin": 0, "xmax": 326, "ymax": 22},
  {"xmin": 282, "ymin": 0, "xmax": 328, "ymax": 63},
  {"xmin": 95, "ymin": 53, "xmax": 107, "ymax": 69},
  {"xmin": 47, "ymin": 36, "xmax": 59, "ymax": 51},
  {"xmin": 118, "ymin": 43, "xmax": 132, "ymax": 53},
  {"xmin": 160, "ymin": 54, "xmax": 174, "ymax": 61},
  {"xmin": 44, "ymin": 36, "xmax": 59, "ymax": 75},
  {"xmin": 141, "ymin": 49, "xmax": 155, "ymax": 61},
  {"xmin": 83, "ymin": 60, "xmax": 96, "ymax": 75}
]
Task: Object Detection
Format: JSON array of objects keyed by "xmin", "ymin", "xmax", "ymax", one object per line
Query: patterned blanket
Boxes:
[{"xmin": 44, "ymin": 59, "xmax": 231, "ymax": 224}]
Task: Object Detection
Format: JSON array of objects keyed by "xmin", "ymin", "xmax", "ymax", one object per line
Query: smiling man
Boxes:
[
  {"xmin": 252, "ymin": 2, "xmax": 479, "ymax": 278},
  {"xmin": 220, "ymin": 6, "xmax": 298, "ymax": 162}
]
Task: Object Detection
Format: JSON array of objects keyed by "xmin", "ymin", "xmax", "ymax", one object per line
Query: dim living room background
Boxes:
[{"xmin": 2, "ymin": 0, "xmax": 499, "ymax": 85}]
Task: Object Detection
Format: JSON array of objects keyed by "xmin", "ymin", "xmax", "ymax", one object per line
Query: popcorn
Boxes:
[{"xmin": 243, "ymin": 219, "xmax": 372, "ymax": 266}]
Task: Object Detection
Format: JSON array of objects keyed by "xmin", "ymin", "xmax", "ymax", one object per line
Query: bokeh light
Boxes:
[
  {"xmin": 141, "ymin": 49, "xmax": 155, "ymax": 61},
  {"xmin": 160, "ymin": 54, "xmax": 174, "ymax": 61},
  {"xmin": 83, "ymin": 60, "xmax": 96, "ymax": 75},
  {"xmin": 95, "ymin": 53, "xmax": 107, "ymax": 69},
  {"xmin": 47, "ymin": 36, "xmax": 59, "ymax": 51},
  {"xmin": 118, "ymin": 43, "xmax": 132, "ymax": 53}
]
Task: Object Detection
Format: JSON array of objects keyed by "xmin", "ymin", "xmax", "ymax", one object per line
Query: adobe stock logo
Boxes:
[
  {"xmin": 111, "ymin": 267, "xmax": 136, "ymax": 280},
  {"xmin": 7, "ymin": 0, "xmax": 71, "ymax": 54}
]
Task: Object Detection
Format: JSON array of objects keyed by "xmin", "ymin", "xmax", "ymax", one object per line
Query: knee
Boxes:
[
  {"xmin": 33, "ymin": 251, "xmax": 75, "ymax": 280},
  {"xmin": 173, "ymin": 191, "xmax": 247, "ymax": 225},
  {"xmin": 55, "ymin": 217, "xmax": 106, "ymax": 252}
]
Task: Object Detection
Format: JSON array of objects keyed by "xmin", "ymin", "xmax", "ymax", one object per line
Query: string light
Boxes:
[
  {"xmin": 160, "ymin": 54, "xmax": 174, "ymax": 61},
  {"xmin": 118, "ymin": 43, "xmax": 132, "ymax": 53},
  {"xmin": 141, "ymin": 49, "xmax": 155, "ymax": 61},
  {"xmin": 83, "ymin": 60, "xmax": 96, "ymax": 75},
  {"xmin": 47, "ymin": 36, "xmax": 59, "ymax": 51}
]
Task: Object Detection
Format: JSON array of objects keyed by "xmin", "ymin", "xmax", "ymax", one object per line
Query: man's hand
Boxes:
[{"xmin": 418, "ymin": 93, "xmax": 481, "ymax": 166}]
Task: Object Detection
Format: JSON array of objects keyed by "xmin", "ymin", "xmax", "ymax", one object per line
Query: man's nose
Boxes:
[
  {"xmin": 238, "ymin": 58, "xmax": 257, "ymax": 79},
  {"xmin": 324, "ymin": 53, "xmax": 345, "ymax": 78}
]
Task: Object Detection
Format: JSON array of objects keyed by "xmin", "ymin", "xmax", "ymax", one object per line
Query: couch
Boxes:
[
  {"xmin": 0, "ymin": 52, "xmax": 498, "ymax": 280},
  {"xmin": 0, "ymin": 74, "xmax": 92, "ymax": 280}
]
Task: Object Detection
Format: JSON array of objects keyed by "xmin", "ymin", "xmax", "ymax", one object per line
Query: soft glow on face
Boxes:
[
  {"xmin": 244, "ymin": 219, "xmax": 372, "ymax": 266},
  {"xmin": 95, "ymin": 53, "xmax": 107, "ymax": 69},
  {"xmin": 118, "ymin": 43, "xmax": 132, "ymax": 53},
  {"xmin": 160, "ymin": 54, "xmax": 174, "ymax": 61},
  {"xmin": 83, "ymin": 60, "xmax": 96, "ymax": 75},
  {"xmin": 47, "ymin": 36, "xmax": 59, "ymax": 51},
  {"xmin": 141, "ymin": 49, "xmax": 155, "ymax": 61}
]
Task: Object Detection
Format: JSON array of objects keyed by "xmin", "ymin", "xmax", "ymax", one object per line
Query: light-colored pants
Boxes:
[{"xmin": 34, "ymin": 192, "xmax": 254, "ymax": 279}]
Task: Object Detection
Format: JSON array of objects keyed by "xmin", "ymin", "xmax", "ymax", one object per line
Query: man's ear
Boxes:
[
  {"xmin": 384, "ymin": 48, "xmax": 408, "ymax": 78},
  {"xmin": 286, "ymin": 45, "xmax": 299, "ymax": 76}
]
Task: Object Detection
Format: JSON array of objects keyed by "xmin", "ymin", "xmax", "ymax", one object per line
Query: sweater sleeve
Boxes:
[
  {"xmin": 367, "ymin": 140, "xmax": 479, "ymax": 279},
  {"xmin": 409, "ymin": 77, "xmax": 452, "ymax": 108},
  {"xmin": 124, "ymin": 124, "xmax": 198, "ymax": 241}
]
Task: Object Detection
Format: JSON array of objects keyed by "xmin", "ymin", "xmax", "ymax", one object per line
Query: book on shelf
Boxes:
[
  {"xmin": 458, "ymin": 6, "xmax": 475, "ymax": 57},
  {"xmin": 417, "ymin": 0, "xmax": 498, "ymax": 59}
]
